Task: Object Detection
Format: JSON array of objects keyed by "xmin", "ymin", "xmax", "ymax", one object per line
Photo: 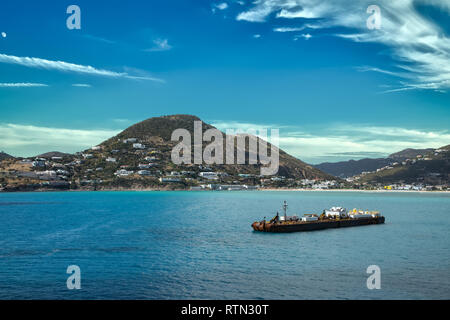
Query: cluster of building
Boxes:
[
  {"xmin": 190, "ymin": 184, "xmax": 259, "ymax": 191},
  {"xmin": 15, "ymin": 158, "xmax": 72, "ymax": 181},
  {"xmin": 1, "ymin": 139, "xmax": 448, "ymax": 192},
  {"xmin": 382, "ymin": 184, "xmax": 447, "ymax": 191},
  {"xmin": 345, "ymin": 149, "xmax": 449, "ymax": 191},
  {"xmin": 297, "ymin": 179, "xmax": 338, "ymax": 189}
]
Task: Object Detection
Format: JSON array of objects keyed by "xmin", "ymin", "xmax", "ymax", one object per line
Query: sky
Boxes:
[{"xmin": 0, "ymin": 0, "xmax": 449, "ymax": 164}]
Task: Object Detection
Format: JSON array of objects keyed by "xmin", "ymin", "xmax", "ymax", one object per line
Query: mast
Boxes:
[{"xmin": 283, "ymin": 200, "xmax": 288, "ymax": 221}]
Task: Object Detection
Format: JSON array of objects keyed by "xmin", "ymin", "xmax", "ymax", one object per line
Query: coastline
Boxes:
[
  {"xmin": 1, "ymin": 187, "xmax": 449, "ymax": 194},
  {"xmin": 260, "ymin": 188, "xmax": 450, "ymax": 193}
]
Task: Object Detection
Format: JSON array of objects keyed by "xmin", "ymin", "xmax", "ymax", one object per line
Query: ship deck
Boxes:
[{"xmin": 252, "ymin": 216, "xmax": 385, "ymax": 233}]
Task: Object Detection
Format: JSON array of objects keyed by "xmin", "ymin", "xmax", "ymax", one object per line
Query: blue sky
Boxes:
[{"xmin": 0, "ymin": 0, "xmax": 449, "ymax": 163}]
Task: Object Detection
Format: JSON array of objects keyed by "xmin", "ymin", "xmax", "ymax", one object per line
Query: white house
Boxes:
[
  {"xmin": 114, "ymin": 169, "xmax": 133, "ymax": 176},
  {"xmin": 199, "ymin": 172, "xmax": 218, "ymax": 180},
  {"xmin": 137, "ymin": 170, "xmax": 153, "ymax": 176},
  {"xmin": 32, "ymin": 160, "xmax": 46, "ymax": 167},
  {"xmin": 36, "ymin": 170, "xmax": 57, "ymax": 176},
  {"xmin": 159, "ymin": 177, "xmax": 182, "ymax": 183},
  {"xmin": 133, "ymin": 143, "xmax": 145, "ymax": 149}
]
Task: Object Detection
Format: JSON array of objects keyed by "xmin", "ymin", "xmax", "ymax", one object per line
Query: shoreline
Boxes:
[
  {"xmin": 0, "ymin": 187, "xmax": 449, "ymax": 194},
  {"xmin": 260, "ymin": 188, "xmax": 450, "ymax": 193}
]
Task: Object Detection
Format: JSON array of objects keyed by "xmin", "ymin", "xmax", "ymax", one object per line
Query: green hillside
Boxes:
[{"xmin": 359, "ymin": 145, "xmax": 450, "ymax": 185}]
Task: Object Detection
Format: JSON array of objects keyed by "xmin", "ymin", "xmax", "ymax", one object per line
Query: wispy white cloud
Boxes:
[
  {"xmin": 284, "ymin": 128, "xmax": 450, "ymax": 163},
  {"xmin": 0, "ymin": 53, "xmax": 124, "ymax": 77},
  {"xmin": 294, "ymin": 33, "xmax": 312, "ymax": 40},
  {"xmin": 210, "ymin": 120, "xmax": 450, "ymax": 163},
  {"xmin": 236, "ymin": 1, "xmax": 277, "ymax": 22},
  {"xmin": 0, "ymin": 53, "xmax": 164, "ymax": 82},
  {"xmin": 0, "ymin": 82, "xmax": 48, "ymax": 87},
  {"xmin": 0, "ymin": 123, "xmax": 120, "ymax": 157},
  {"xmin": 276, "ymin": 2, "xmax": 332, "ymax": 19},
  {"xmin": 212, "ymin": 2, "xmax": 229, "ymax": 14},
  {"xmin": 82, "ymin": 34, "xmax": 116, "ymax": 44},
  {"xmin": 144, "ymin": 39, "xmax": 172, "ymax": 52},
  {"xmin": 235, "ymin": 0, "xmax": 450, "ymax": 92},
  {"xmin": 356, "ymin": 66, "xmax": 407, "ymax": 78},
  {"xmin": 72, "ymin": 83, "xmax": 92, "ymax": 87},
  {"xmin": 273, "ymin": 27, "xmax": 305, "ymax": 32},
  {"xmin": 112, "ymin": 118, "xmax": 133, "ymax": 125},
  {"xmin": 216, "ymin": 3, "xmax": 229, "ymax": 10},
  {"xmin": 211, "ymin": 120, "xmax": 290, "ymax": 133}
]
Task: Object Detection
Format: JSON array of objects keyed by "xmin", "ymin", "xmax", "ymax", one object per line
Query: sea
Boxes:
[{"xmin": 0, "ymin": 190, "xmax": 448, "ymax": 299}]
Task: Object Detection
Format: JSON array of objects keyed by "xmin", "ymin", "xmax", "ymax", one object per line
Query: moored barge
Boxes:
[{"xmin": 251, "ymin": 201, "xmax": 385, "ymax": 233}]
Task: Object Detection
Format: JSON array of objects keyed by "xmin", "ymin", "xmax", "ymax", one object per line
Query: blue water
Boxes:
[{"xmin": 0, "ymin": 191, "xmax": 449, "ymax": 299}]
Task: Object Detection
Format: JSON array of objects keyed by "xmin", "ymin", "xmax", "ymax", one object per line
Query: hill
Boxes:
[
  {"xmin": 315, "ymin": 147, "xmax": 440, "ymax": 178},
  {"xmin": 388, "ymin": 148, "xmax": 434, "ymax": 160},
  {"xmin": 315, "ymin": 158, "xmax": 392, "ymax": 178},
  {"xmin": 36, "ymin": 151, "xmax": 72, "ymax": 158},
  {"xmin": 0, "ymin": 151, "xmax": 14, "ymax": 161},
  {"xmin": 358, "ymin": 145, "xmax": 450, "ymax": 185},
  {"xmin": 91, "ymin": 114, "xmax": 333, "ymax": 182},
  {"xmin": 0, "ymin": 115, "xmax": 334, "ymax": 191},
  {"xmin": 114, "ymin": 115, "xmax": 207, "ymax": 142}
]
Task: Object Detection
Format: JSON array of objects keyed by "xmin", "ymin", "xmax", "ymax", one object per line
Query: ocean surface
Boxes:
[{"xmin": 0, "ymin": 190, "xmax": 449, "ymax": 300}]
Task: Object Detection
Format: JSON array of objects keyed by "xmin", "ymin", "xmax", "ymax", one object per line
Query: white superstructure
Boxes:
[
  {"xmin": 348, "ymin": 209, "xmax": 381, "ymax": 219},
  {"xmin": 325, "ymin": 207, "xmax": 348, "ymax": 218},
  {"xmin": 302, "ymin": 216, "xmax": 318, "ymax": 222}
]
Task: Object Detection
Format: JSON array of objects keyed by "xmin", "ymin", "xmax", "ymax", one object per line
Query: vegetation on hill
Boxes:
[
  {"xmin": 0, "ymin": 151, "xmax": 14, "ymax": 162},
  {"xmin": 388, "ymin": 148, "xmax": 435, "ymax": 160},
  {"xmin": 315, "ymin": 147, "xmax": 443, "ymax": 178},
  {"xmin": 36, "ymin": 151, "xmax": 72, "ymax": 158},
  {"xmin": 315, "ymin": 158, "xmax": 392, "ymax": 178},
  {"xmin": 358, "ymin": 145, "xmax": 450, "ymax": 185}
]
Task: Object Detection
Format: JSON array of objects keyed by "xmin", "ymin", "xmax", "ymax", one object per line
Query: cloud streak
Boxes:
[
  {"xmin": 273, "ymin": 27, "xmax": 305, "ymax": 32},
  {"xmin": 0, "ymin": 82, "xmax": 48, "ymax": 87},
  {"xmin": 72, "ymin": 83, "xmax": 92, "ymax": 87},
  {"xmin": 235, "ymin": 0, "xmax": 450, "ymax": 92},
  {"xmin": 0, "ymin": 53, "xmax": 164, "ymax": 82},
  {"xmin": 0, "ymin": 123, "xmax": 120, "ymax": 157},
  {"xmin": 211, "ymin": 120, "xmax": 450, "ymax": 163}
]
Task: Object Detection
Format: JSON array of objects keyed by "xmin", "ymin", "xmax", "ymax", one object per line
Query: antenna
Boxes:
[{"xmin": 283, "ymin": 201, "xmax": 288, "ymax": 222}]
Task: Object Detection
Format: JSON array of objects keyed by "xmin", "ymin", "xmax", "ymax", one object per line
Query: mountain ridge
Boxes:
[
  {"xmin": 315, "ymin": 147, "xmax": 443, "ymax": 178},
  {"xmin": 357, "ymin": 145, "xmax": 450, "ymax": 185}
]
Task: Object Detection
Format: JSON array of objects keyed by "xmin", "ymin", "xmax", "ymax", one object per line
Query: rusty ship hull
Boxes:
[{"xmin": 251, "ymin": 216, "xmax": 385, "ymax": 233}]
